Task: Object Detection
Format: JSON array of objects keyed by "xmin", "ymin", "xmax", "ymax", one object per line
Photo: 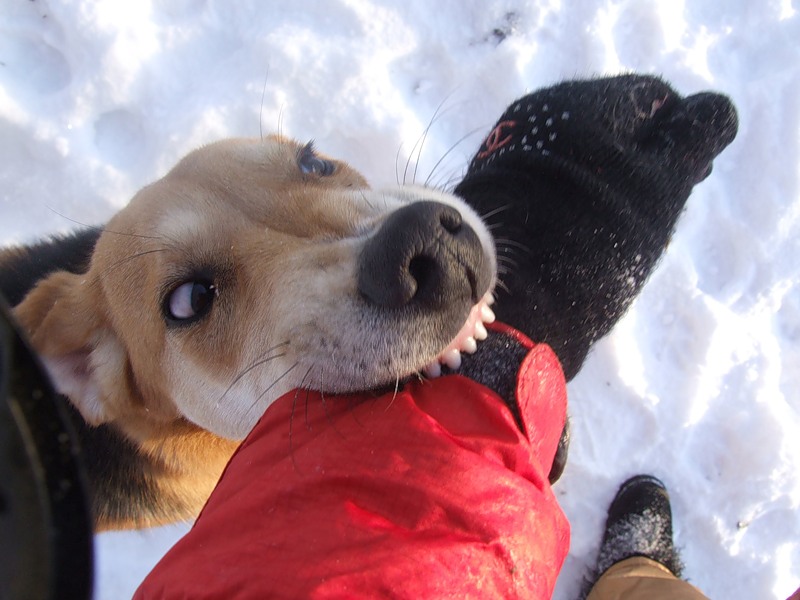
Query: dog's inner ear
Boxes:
[{"xmin": 13, "ymin": 270, "xmax": 122, "ymax": 425}]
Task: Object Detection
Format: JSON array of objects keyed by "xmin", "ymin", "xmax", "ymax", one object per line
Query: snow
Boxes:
[{"xmin": 1, "ymin": 1, "xmax": 798, "ymax": 598}]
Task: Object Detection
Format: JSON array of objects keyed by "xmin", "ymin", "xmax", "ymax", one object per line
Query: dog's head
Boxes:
[{"xmin": 16, "ymin": 136, "xmax": 496, "ymax": 440}]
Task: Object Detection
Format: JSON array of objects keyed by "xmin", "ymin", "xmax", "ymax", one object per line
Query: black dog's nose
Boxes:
[{"xmin": 357, "ymin": 201, "xmax": 488, "ymax": 309}]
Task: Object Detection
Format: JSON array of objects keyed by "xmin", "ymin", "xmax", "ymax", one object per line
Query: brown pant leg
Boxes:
[{"xmin": 586, "ymin": 556, "xmax": 709, "ymax": 600}]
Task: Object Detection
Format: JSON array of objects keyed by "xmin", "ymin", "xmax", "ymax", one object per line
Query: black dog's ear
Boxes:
[{"xmin": 455, "ymin": 74, "xmax": 738, "ymax": 380}]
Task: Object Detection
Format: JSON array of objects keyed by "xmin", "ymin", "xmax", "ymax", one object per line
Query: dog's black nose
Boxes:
[{"xmin": 358, "ymin": 201, "xmax": 489, "ymax": 309}]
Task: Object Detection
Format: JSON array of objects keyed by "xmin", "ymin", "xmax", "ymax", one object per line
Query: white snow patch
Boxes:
[{"xmin": 1, "ymin": 2, "xmax": 798, "ymax": 599}]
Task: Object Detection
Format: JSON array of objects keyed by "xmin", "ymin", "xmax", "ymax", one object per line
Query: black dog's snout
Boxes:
[{"xmin": 358, "ymin": 201, "xmax": 488, "ymax": 309}]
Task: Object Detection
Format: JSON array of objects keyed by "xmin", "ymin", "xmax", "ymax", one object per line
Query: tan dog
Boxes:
[{"xmin": 6, "ymin": 136, "xmax": 496, "ymax": 529}]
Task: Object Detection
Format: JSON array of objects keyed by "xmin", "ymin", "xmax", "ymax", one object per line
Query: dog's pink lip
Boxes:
[{"xmin": 422, "ymin": 293, "xmax": 495, "ymax": 378}]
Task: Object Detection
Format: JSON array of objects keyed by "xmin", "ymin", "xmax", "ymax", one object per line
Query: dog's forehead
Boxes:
[
  {"xmin": 167, "ymin": 135, "xmax": 367, "ymax": 190},
  {"xmin": 109, "ymin": 136, "xmax": 368, "ymax": 236},
  {"xmin": 170, "ymin": 136, "xmax": 298, "ymax": 179},
  {"xmin": 90, "ymin": 135, "xmax": 382, "ymax": 284}
]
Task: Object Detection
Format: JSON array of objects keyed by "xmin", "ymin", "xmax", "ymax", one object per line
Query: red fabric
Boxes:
[{"xmin": 135, "ymin": 331, "xmax": 569, "ymax": 599}]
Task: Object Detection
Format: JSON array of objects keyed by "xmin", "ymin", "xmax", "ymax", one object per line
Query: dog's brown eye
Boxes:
[
  {"xmin": 298, "ymin": 142, "xmax": 335, "ymax": 176},
  {"xmin": 165, "ymin": 280, "xmax": 216, "ymax": 323}
]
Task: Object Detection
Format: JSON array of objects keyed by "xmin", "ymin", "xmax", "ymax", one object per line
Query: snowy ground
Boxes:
[{"xmin": 1, "ymin": 1, "xmax": 799, "ymax": 598}]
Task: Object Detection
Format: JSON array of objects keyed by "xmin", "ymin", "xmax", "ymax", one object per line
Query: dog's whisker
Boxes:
[
  {"xmin": 410, "ymin": 96, "xmax": 455, "ymax": 186},
  {"xmin": 303, "ymin": 386, "xmax": 312, "ymax": 431},
  {"xmin": 258, "ymin": 67, "xmax": 270, "ymax": 142},
  {"xmin": 232, "ymin": 341, "xmax": 291, "ymax": 377},
  {"xmin": 425, "ymin": 163, "xmax": 465, "ymax": 193},
  {"xmin": 304, "ymin": 371, "xmax": 314, "ymax": 431},
  {"xmin": 411, "ymin": 123, "xmax": 433, "ymax": 187},
  {"xmin": 99, "ymin": 248, "xmax": 172, "ymax": 279},
  {"xmin": 496, "ymin": 258, "xmax": 519, "ymax": 275},
  {"xmin": 395, "ymin": 142, "xmax": 405, "ymax": 187},
  {"xmin": 358, "ymin": 188, "xmax": 374, "ymax": 210},
  {"xmin": 403, "ymin": 136, "xmax": 419, "ymax": 186},
  {"xmin": 403, "ymin": 101, "xmax": 447, "ymax": 186},
  {"xmin": 219, "ymin": 341, "xmax": 291, "ymax": 402},
  {"xmin": 496, "ymin": 255, "xmax": 518, "ymax": 269},
  {"xmin": 385, "ymin": 376, "xmax": 401, "ymax": 411},
  {"xmin": 495, "ymin": 278, "xmax": 511, "ymax": 294},
  {"xmin": 248, "ymin": 362, "xmax": 299, "ymax": 415},
  {"xmin": 319, "ymin": 387, "xmax": 343, "ymax": 437},
  {"xmin": 277, "ymin": 103, "xmax": 286, "ymax": 140},
  {"xmin": 289, "ymin": 365, "xmax": 315, "ymax": 464},
  {"xmin": 403, "ymin": 123, "xmax": 428, "ymax": 186},
  {"xmin": 494, "ymin": 238, "xmax": 530, "ymax": 253},
  {"xmin": 496, "ymin": 258, "xmax": 516, "ymax": 271},
  {"xmin": 316, "ymin": 361, "xmax": 345, "ymax": 436},
  {"xmin": 434, "ymin": 169, "xmax": 470, "ymax": 194},
  {"xmin": 289, "ymin": 388, "xmax": 301, "ymax": 471},
  {"xmin": 497, "ymin": 246, "xmax": 518, "ymax": 261},
  {"xmin": 480, "ymin": 204, "xmax": 513, "ymax": 223},
  {"xmin": 424, "ymin": 126, "xmax": 485, "ymax": 188},
  {"xmin": 97, "ymin": 231, "xmax": 188, "ymax": 280},
  {"xmin": 317, "ymin": 366, "xmax": 327, "ymax": 427},
  {"xmin": 415, "ymin": 95, "xmax": 472, "ymax": 186},
  {"xmin": 288, "ymin": 386, "xmax": 306, "ymax": 473},
  {"xmin": 300, "ymin": 361, "xmax": 322, "ymax": 431},
  {"xmin": 45, "ymin": 208, "xmax": 167, "ymax": 241}
]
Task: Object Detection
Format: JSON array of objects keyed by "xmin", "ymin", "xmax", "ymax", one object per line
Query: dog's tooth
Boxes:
[
  {"xmin": 462, "ymin": 336, "xmax": 478, "ymax": 354},
  {"xmin": 424, "ymin": 362, "xmax": 442, "ymax": 378},
  {"xmin": 480, "ymin": 305, "xmax": 496, "ymax": 323},
  {"xmin": 474, "ymin": 322, "xmax": 488, "ymax": 341},
  {"xmin": 443, "ymin": 349, "xmax": 462, "ymax": 371}
]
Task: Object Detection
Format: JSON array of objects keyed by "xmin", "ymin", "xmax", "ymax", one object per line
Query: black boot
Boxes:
[{"xmin": 596, "ymin": 474, "xmax": 684, "ymax": 578}]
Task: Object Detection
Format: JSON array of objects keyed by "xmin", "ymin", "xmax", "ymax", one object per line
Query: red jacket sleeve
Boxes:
[{"xmin": 135, "ymin": 328, "xmax": 569, "ymax": 599}]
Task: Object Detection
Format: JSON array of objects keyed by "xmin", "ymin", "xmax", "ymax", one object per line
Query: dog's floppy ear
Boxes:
[{"xmin": 14, "ymin": 270, "xmax": 123, "ymax": 425}]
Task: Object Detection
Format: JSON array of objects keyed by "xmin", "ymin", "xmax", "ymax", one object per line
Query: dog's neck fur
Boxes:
[{"xmin": 65, "ymin": 399, "xmax": 237, "ymax": 530}]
